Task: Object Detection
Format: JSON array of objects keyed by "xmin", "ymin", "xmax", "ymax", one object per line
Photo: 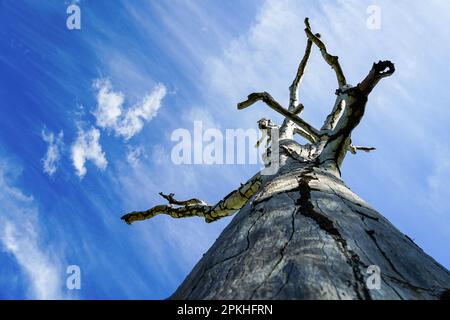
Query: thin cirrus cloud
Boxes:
[
  {"xmin": 41, "ymin": 129, "xmax": 64, "ymax": 176},
  {"xmin": 71, "ymin": 127, "xmax": 108, "ymax": 178},
  {"xmin": 0, "ymin": 161, "xmax": 63, "ymax": 299},
  {"xmin": 126, "ymin": 145, "xmax": 146, "ymax": 167},
  {"xmin": 92, "ymin": 78, "xmax": 167, "ymax": 140}
]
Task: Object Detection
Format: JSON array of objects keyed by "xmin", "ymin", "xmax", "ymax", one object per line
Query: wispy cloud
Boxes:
[
  {"xmin": 93, "ymin": 78, "xmax": 167, "ymax": 140},
  {"xmin": 151, "ymin": 144, "xmax": 169, "ymax": 165},
  {"xmin": 424, "ymin": 146, "xmax": 450, "ymax": 217},
  {"xmin": 0, "ymin": 161, "xmax": 63, "ymax": 299},
  {"xmin": 71, "ymin": 127, "xmax": 107, "ymax": 178},
  {"xmin": 126, "ymin": 145, "xmax": 146, "ymax": 167},
  {"xmin": 41, "ymin": 129, "xmax": 64, "ymax": 176}
]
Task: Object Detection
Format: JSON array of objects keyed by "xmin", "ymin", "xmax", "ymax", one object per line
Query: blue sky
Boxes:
[{"xmin": 0, "ymin": 0, "xmax": 449, "ymax": 299}]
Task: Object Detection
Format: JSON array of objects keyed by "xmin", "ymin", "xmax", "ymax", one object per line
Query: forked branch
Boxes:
[
  {"xmin": 289, "ymin": 32, "xmax": 314, "ymax": 110},
  {"xmin": 280, "ymin": 20, "xmax": 318, "ymax": 140}
]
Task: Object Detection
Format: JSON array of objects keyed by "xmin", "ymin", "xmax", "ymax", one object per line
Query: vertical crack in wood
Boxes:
[
  {"xmin": 224, "ymin": 207, "xmax": 267, "ymax": 281},
  {"xmin": 249, "ymin": 204, "xmax": 297, "ymax": 299},
  {"xmin": 185, "ymin": 205, "xmax": 267, "ymax": 299},
  {"xmin": 365, "ymin": 229, "xmax": 406, "ymax": 281},
  {"xmin": 296, "ymin": 167, "xmax": 372, "ymax": 300},
  {"xmin": 273, "ymin": 262, "xmax": 295, "ymax": 299}
]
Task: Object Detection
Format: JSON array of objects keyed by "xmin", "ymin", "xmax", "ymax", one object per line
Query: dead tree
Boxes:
[{"xmin": 122, "ymin": 19, "xmax": 450, "ymax": 300}]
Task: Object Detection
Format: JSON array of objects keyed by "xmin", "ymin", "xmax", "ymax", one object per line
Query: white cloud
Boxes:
[
  {"xmin": 93, "ymin": 79, "xmax": 167, "ymax": 140},
  {"xmin": 41, "ymin": 129, "xmax": 64, "ymax": 176},
  {"xmin": 71, "ymin": 127, "xmax": 107, "ymax": 178},
  {"xmin": 93, "ymin": 79, "xmax": 124, "ymax": 129},
  {"xmin": 0, "ymin": 161, "xmax": 63, "ymax": 299}
]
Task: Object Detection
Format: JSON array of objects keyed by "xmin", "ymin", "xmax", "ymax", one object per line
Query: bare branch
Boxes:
[
  {"xmin": 293, "ymin": 127, "xmax": 317, "ymax": 141},
  {"xmin": 321, "ymin": 94, "xmax": 346, "ymax": 132},
  {"xmin": 281, "ymin": 24, "xmax": 314, "ymax": 140},
  {"xmin": 319, "ymin": 61, "xmax": 394, "ymax": 167},
  {"xmin": 358, "ymin": 60, "xmax": 395, "ymax": 95},
  {"xmin": 158, "ymin": 192, "xmax": 207, "ymax": 206},
  {"xmin": 328, "ymin": 61, "xmax": 395, "ymax": 137},
  {"xmin": 289, "ymin": 37, "xmax": 313, "ymax": 111},
  {"xmin": 292, "ymin": 103, "xmax": 304, "ymax": 115},
  {"xmin": 349, "ymin": 145, "xmax": 376, "ymax": 154},
  {"xmin": 122, "ymin": 174, "xmax": 262, "ymax": 225},
  {"xmin": 121, "ymin": 204, "xmax": 210, "ymax": 225},
  {"xmin": 304, "ymin": 18, "xmax": 347, "ymax": 87},
  {"xmin": 255, "ymin": 118, "xmax": 278, "ymax": 148},
  {"xmin": 280, "ymin": 145, "xmax": 302, "ymax": 160},
  {"xmin": 237, "ymin": 92, "xmax": 321, "ymax": 143},
  {"xmin": 304, "ymin": 17, "xmax": 311, "ymax": 29}
]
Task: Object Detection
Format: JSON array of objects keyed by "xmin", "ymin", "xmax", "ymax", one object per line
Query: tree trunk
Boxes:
[
  {"xmin": 170, "ymin": 161, "xmax": 450, "ymax": 300},
  {"xmin": 122, "ymin": 18, "xmax": 450, "ymax": 300}
]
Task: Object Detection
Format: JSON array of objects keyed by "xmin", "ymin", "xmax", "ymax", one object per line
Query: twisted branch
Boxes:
[{"xmin": 122, "ymin": 173, "xmax": 262, "ymax": 224}]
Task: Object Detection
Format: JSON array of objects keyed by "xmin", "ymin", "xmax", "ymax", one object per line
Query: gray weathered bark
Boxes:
[
  {"xmin": 122, "ymin": 18, "xmax": 450, "ymax": 300},
  {"xmin": 170, "ymin": 156, "xmax": 450, "ymax": 299}
]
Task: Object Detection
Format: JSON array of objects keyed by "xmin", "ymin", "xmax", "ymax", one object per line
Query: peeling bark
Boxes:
[{"xmin": 122, "ymin": 18, "xmax": 450, "ymax": 300}]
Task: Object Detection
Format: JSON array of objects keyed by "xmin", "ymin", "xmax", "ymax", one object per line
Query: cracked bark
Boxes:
[
  {"xmin": 169, "ymin": 164, "xmax": 450, "ymax": 300},
  {"xmin": 123, "ymin": 18, "xmax": 450, "ymax": 300}
]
